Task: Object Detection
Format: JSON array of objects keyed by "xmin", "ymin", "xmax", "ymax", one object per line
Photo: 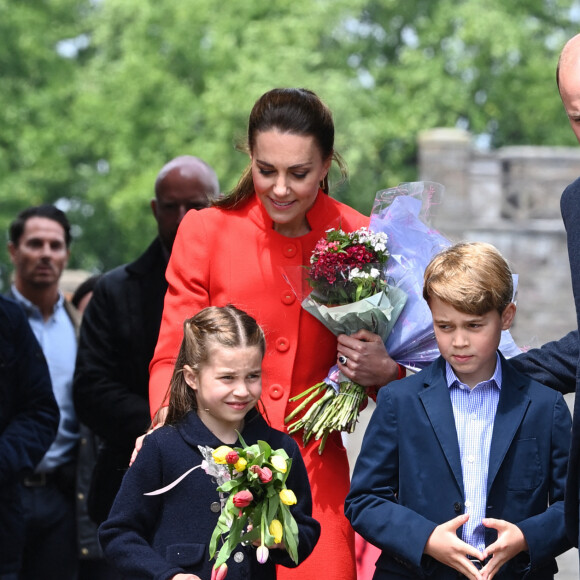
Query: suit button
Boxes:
[
  {"xmin": 210, "ymin": 502, "xmax": 221, "ymax": 513},
  {"xmin": 269, "ymin": 384, "xmax": 284, "ymax": 400},
  {"xmin": 454, "ymin": 502, "xmax": 462, "ymax": 513},
  {"xmin": 234, "ymin": 551, "xmax": 244, "ymax": 563},
  {"xmin": 275, "ymin": 337, "xmax": 290, "ymax": 352},
  {"xmin": 281, "ymin": 290, "xmax": 296, "ymax": 305},
  {"xmin": 283, "ymin": 243, "xmax": 297, "ymax": 258}
]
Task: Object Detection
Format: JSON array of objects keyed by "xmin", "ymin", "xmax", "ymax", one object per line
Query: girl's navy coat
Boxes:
[{"xmin": 99, "ymin": 409, "xmax": 320, "ymax": 580}]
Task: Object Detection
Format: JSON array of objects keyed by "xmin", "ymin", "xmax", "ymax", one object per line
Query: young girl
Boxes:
[{"xmin": 99, "ymin": 306, "xmax": 320, "ymax": 580}]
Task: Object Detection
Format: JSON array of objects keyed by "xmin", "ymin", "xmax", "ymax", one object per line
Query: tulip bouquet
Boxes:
[
  {"xmin": 284, "ymin": 227, "xmax": 407, "ymax": 453},
  {"xmin": 205, "ymin": 437, "xmax": 300, "ymax": 578}
]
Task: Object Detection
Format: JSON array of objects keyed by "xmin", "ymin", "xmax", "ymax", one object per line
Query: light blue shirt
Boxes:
[
  {"xmin": 11, "ymin": 285, "xmax": 79, "ymax": 472},
  {"xmin": 446, "ymin": 353, "xmax": 502, "ymax": 552}
]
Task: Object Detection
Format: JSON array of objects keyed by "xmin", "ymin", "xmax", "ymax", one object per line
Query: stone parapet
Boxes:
[{"xmin": 418, "ymin": 129, "xmax": 578, "ymax": 347}]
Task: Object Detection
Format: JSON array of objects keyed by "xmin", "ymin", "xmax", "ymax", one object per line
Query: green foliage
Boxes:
[{"xmin": 0, "ymin": 0, "xmax": 578, "ymax": 279}]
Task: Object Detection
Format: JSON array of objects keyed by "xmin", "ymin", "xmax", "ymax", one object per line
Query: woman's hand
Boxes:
[
  {"xmin": 337, "ymin": 329, "xmax": 400, "ymax": 388},
  {"xmin": 129, "ymin": 408, "xmax": 167, "ymax": 466}
]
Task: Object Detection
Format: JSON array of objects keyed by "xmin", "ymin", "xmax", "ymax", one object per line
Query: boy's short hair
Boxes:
[{"xmin": 423, "ymin": 242, "xmax": 513, "ymax": 315}]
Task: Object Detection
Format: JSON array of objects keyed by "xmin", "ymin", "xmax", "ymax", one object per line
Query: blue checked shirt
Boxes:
[{"xmin": 446, "ymin": 353, "xmax": 502, "ymax": 552}]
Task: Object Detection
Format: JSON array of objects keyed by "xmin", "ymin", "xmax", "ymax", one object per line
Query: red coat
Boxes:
[{"xmin": 150, "ymin": 191, "xmax": 368, "ymax": 580}]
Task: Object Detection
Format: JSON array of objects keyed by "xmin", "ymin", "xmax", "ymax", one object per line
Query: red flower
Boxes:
[
  {"xmin": 232, "ymin": 490, "xmax": 253, "ymax": 508},
  {"xmin": 225, "ymin": 451, "xmax": 239, "ymax": 465},
  {"xmin": 250, "ymin": 465, "xmax": 273, "ymax": 483},
  {"xmin": 211, "ymin": 563, "xmax": 228, "ymax": 580}
]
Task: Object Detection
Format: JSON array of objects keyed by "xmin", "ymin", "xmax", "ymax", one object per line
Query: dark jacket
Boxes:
[
  {"xmin": 99, "ymin": 409, "xmax": 321, "ymax": 580},
  {"xmin": 0, "ymin": 295, "xmax": 59, "ymax": 574},
  {"xmin": 346, "ymin": 354, "xmax": 571, "ymax": 580},
  {"xmin": 511, "ymin": 176, "xmax": 580, "ymax": 547},
  {"xmin": 73, "ymin": 237, "xmax": 168, "ymax": 523}
]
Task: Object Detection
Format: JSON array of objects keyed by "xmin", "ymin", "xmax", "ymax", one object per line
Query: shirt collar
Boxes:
[
  {"xmin": 11, "ymin": 284, "xmax": 65, "ymax": 319},
  {"xmin": 446, "ymin": 352, "xmax": 502, "ymax": 391}
]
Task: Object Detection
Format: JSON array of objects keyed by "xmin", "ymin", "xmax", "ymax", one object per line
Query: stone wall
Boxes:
[{"xmin": 417, "ymin": 128, "xmax": 580, "ymax": 347}]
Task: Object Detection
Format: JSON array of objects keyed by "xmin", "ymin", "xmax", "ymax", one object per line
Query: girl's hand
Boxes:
[{"xmin": 337, "ymin": 329, "xmax": 399, "ymax": 387}]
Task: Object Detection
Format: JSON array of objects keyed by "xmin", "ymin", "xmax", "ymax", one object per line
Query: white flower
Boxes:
[
  {"xmin": 257, "ymin": 545, "xmax": 269, "ymax": 564},
  {"xmin": 349, "ymin": 268, "xmax": 372, "ymax": 281},
  {"xmin": 370, "ymin": 268, "xmax": 381, "ymax": 279}
]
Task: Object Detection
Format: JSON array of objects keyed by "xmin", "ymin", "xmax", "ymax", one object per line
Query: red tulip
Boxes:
[
  {"xmin": 211, "ymin": 563, "xmax": 228, "ymax": 580},
  {"xmin": 232, "ymin": 490, "xmax": 253, "ymax": 508},
  {"xmin": 258, "ymin": 466, "xmax": 272, "ymax": 483},
  {"xmin": 225, "ymin": 451, "xmax": 239, "ymax": 465},
  {"xmin": 250, "ymin": 465, "xmax": 273, "ymax": 483}
]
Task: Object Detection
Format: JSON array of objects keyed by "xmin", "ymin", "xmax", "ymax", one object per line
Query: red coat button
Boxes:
[
  {"xmin": 268, "ymin": 384, "xmax": 284, "ymax": 400},
  {"xmin": 275, "ymin": 337, "xmax": 290, "ymax": 352},
  {"xmin": 280, "ymin": 290, "xmax": 296, "ymax": 305},
  {"xmin": 283, "ymin": 243, "xmax": 298, "ymax": 258}
]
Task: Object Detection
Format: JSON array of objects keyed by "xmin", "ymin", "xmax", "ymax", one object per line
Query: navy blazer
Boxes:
[
  {"xmin": 345, "ymin": 354, "xmax": 571, "ymax": 580},
  {"xmin": 99, "ymin": 409, "xmax": 320, "ymax": 580}
]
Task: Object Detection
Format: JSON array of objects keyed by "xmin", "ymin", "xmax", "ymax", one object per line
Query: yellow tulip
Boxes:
[
  {"xmin": 234, "ymin": 457, "xmax": 247, "ymax": 472},
  {"xmin": 270, "ymin": 455, "xmax": 287, "ymax": 473},
  {"xmin": 279, "ymin": 489, "xmax": 297, "ymax": 506},
  {"xmin": 212, "ymin": 446, "xmax": 233, "ymax": 465},
  {"xmin": 269, "ymin": 519, "xmax": 283, "ymax": 544}
]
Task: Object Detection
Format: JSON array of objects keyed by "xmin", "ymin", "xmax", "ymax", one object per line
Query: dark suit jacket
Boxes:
[
  {"xmin": 73, "ymin": 237, "xmax": 168, "ymax": 523},
  {"xmin": 0, "ymin": 295, "xmax": 59, "ymax": 574},
  {"xmin": 345, "ymin": 355, "xmax": 571, "ymax": 580},
  {"xmin": 99, "ymin": 409, "xmax": 321, "ymax": 580},
  {"xmin": 511, "ymin": 176, "xmax": 580, "ymax": 547}
]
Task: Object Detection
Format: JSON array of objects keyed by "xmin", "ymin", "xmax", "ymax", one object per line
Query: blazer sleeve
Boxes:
[
  {"xmin": 73, "ymin": 278, "xmax": 151, "ymax": 443},
  {"xmin": 510, "ymin": 331, "xmax": 578, "ymax": 395},
  {"xmin": 514, "ymin": 392, "xmax": 572, "ymax": 565},
  {"xmin": 345, "ymin": 386, "xmax": 437, "ymax": 569},
  {"xmin": 149, "ymin": 210, "xmax": 211, "ymax": 417},
  {"xmin": 0, "ymin": 302, "xmax": 59, "ymax": 484}
]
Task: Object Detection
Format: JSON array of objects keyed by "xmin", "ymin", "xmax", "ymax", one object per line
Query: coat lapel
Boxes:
[
  {"xmin": 419, "ymin": 359, "xmax": 464, "ymax": 494},
  {"xmin": 487, "ymin": 357, "xmax": 530, "ymax": 493}
]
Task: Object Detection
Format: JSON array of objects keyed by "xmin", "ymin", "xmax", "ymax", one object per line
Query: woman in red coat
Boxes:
[{"xmin": 149, "ymin": 88, "xmax": 400, "ymax": 580}]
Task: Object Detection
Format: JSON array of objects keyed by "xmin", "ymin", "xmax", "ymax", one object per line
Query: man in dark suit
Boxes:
[
  {"xmin": 73, "ymin": 155, "xmax": 219, "ymax": 524},
  {"xmin": 510, "ymin": 34, "xmax": 580, "ymax": 552},
  {"xmin": 0, "ymin": 295, "xmax": 59, "ymax": 580}
]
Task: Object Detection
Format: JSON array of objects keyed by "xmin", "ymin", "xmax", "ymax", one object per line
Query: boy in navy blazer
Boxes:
[{"xmin": 345, "ymin": 242, "xmax": 572, "ymax": 580}]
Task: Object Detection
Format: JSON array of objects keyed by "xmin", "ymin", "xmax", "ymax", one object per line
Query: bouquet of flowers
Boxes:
[
  {"xmin": 206, "ymin": 437, "xmax": 300, "ymax": 577},
  {"xmin": 370, "ymin": 181, "xmax": 522, "ymax": 369},
  {"xmin": 144, "ymin": 436, "xmax": 300, "ymax": 580},
  {"xmin": 284, "ymin": 227, "xmax": 407, "ymax": 453}
]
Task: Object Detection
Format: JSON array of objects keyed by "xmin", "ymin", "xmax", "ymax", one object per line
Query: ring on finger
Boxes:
[{"xmin": 338, "ymin": 355, "xmax": 348, "ymax": 365}]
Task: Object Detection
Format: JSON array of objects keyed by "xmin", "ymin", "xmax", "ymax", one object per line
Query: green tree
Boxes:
[{"xmin": 1, "ymin": 0, "xmax": 578, "ymax": 278}]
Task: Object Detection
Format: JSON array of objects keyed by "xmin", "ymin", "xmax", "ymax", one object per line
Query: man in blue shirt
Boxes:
[{"xmin": 7, "ymin": 205, "xmax": 81, "ymax": 580}]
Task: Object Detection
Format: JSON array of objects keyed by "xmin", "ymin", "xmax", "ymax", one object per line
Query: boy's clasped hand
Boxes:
[{"xmin": 424, "ymin": 514, "xmax": 528, "ymax": 580}]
